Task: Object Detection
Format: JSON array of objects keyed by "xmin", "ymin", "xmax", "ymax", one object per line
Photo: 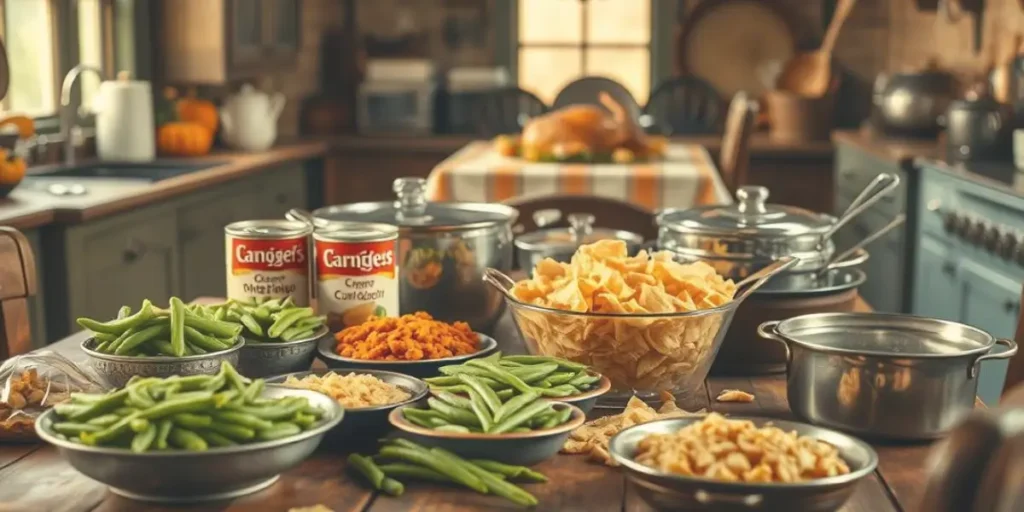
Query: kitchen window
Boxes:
[
  {"xmin": 512, "ymin": 0, "xmax": 668, "ymax": 105},
  {"xmin": 0, "ymin": 0, "xmax": 122, "ymax": 125}
]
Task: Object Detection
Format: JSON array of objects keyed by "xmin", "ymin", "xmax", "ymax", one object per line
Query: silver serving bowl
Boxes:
[
  {"xmin": 237, "ymin": 326, "xmax": 329, "ymax": 378},
  {"xmin": 82, "ymin": 337, "xmax": 242, "ymax": 388},
  {"xmin": 316, "ymin": 332, "xmax": 499, "ymax": 378},
  {"xmin": 34, "ymin": 386, "xmax": 344, "ymax": 503},
  {"xmin": 609, "ymin": 417, "xmax": 878, "ymax": 512}
]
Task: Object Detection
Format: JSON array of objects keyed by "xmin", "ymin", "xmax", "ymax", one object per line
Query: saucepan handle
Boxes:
[
  {"xmin": 732, "ymin": 256, "xmax": 799, "ymax": 302},
  {"xmin": 482, "ymin": 267, "xmax": 519, "ymax": 302},
  {"xmin": 819, "ymin": 173, "xmax": 900, "ymax": 244},
  {"xmin": 694, "ymin": 489, "xmax": 764, "ymax": 507},
  {"xmin": 757, "ymin": 320, "xmax": 791, "ymax": 365},
  {"xmin": 969, "ymin": 338, "xmax": 1018, "ymax": 379}
]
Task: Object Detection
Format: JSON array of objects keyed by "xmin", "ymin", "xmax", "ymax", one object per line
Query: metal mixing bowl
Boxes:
[
  {"xmin": 237, "ymin": 326, "xmax": 329, "ymax": 378},
  {"xmin": 609, "ymin": 416, "xmax": 878, "ymax": 512},
  {"xmin": 81, "ymin": 337, "xmax": 242, "ymax": 388},
  {"xmin": 35, "ymin": 386, "xmax": 344, "ymax": 503}
]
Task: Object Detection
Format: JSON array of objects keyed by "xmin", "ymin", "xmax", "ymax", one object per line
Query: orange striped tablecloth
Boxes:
[{"xmin": 425, "ymin": 142, "xmax": 732, "ymax": 210}]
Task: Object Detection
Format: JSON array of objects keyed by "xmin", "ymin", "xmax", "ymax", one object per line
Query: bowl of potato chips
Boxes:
[{"xmin": 485, "ymin": 240, "xmax": 795, "ymax": 406}]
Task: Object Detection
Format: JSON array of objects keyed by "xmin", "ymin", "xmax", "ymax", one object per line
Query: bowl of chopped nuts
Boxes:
[{"xmin": 608, "ymin": 414, "xmax": 878, "ymax": 512}]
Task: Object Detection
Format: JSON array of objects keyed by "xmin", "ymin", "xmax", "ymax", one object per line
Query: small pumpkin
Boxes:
[
  {"xmin": 176, "ymin": 97, "xmax": 218, "ymax": 135},
  {"xmin": 0, "ymin": 149, "xmax": 27, "ymax": 184},
  {"xmin": 157, "ymin": 122, "xmax": 213, "ymax": 157}
]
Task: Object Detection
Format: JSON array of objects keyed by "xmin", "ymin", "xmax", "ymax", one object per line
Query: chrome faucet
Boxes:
[{"xmin": 60, "ymin": 64, "xmax": 105, "ymax": 166}]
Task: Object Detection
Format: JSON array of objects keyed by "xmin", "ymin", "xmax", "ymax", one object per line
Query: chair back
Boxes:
[
  {"xmin": 553, "ymin": 77, "xmax": 642, "ymax": 120},
  {"xmin": 503, "ymin": 194, "xmax": 656, "ymax": 241},
  {"xmin": 642, "ymin": 76, "xmax": 723, "ymax": 135},
  {"xmin": 473, "ymin": 86, "xmax": 548, "ymax": 137},
  {"xmin": 718, "ymin": 91, "xmax": 759, "ymax": 195},
  {"xmin": 0, "ymin": 227, "xmax": 37, "ymax": 360}
]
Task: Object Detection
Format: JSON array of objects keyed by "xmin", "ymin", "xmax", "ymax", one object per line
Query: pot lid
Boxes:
[
  {"xmin": 312, "ymin": 177, "xmax": 517, "ymax": 233},
  {"xmin": 657, "ymin": 186, "xmax": 835, "ymax": 238},
  {"xmin": 771, "ymin": 312, "xmax": 996, "ymax": 358},
  {"xmin": 514, "ymin": 212, "xmax": 644, "ymax": 253}
]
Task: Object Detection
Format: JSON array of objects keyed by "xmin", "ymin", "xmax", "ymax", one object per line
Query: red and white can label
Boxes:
[
  {"xmin": 226, "ymin": 236, "xmax": 310, "ymax": 306},
  {"xmin": 316, "ymin": 239, "xmax": 398, "ymax": 330}
]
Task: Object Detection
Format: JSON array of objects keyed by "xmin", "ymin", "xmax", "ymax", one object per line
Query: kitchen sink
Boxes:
[{"xmin": 28, "ymin": 161, "xmax": 227, "ymax": 182}]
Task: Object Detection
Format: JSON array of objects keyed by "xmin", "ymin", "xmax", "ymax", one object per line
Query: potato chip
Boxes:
[{"xmin": 510, "ymin": 240, "xmax": 737, "ymax": 391}]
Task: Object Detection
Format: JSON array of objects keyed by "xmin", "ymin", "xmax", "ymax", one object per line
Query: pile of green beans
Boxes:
[
  {"xmin": 78, "ymin": 298, "xmax": 243, "ymax": 357},
  {"xmin": 48, "ymin": 362, "xmax": 328, "ymax": 452},
  {"xmin": 425, "ymin": 352, "xmax": 601, "ymax": 399},
  {"xmin": 347, "ymin": 439, "xmax": 546, "ymax": 506},
  {"xmin": 200, "ymin": 297, "xmax": 326, "ymax": 343}
]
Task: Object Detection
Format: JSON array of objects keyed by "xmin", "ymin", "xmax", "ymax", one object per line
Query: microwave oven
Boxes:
[{"xmin": 357, "ymin": 59, "xmax": 437, "ymax": 134}]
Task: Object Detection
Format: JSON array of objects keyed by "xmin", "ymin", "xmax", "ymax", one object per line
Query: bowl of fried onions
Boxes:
[{"xmin": 485, "ymin": 241, "xmax": 795, "ymax": 406}]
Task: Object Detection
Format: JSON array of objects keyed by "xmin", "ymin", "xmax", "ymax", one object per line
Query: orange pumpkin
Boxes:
[
  {"xmin": 0, "ymin": 149, "xmax": 27, "ymax": 184},
  {"xmin": 157, "ymin": 122, "xmax": 213, "ymax": 157},
  {"xmin": 175, "ymin": 98, "xmax": 218, "ymax": 135}
]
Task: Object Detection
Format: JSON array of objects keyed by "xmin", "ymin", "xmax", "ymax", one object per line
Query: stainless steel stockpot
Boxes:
[
  {"xmin": 514, "ymin": 211, "xmax": 644, "ymax": 269},
  {"xmin": 289, "ymin": 177, "xmax": 518, "ymax": 333},
  {"xmin": 758, "ymin": 313, "xmax": 1018, "ymax": 440},
  {"xmin": 656, "ymin": 174, "xmax": 900, "ymax": 286}
]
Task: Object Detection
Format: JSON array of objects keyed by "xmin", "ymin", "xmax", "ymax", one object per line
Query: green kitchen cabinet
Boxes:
[
  {"xmin": 20, "ymin": 229, "xmax": 47, "ymax": 348},
  {"xmin": 912, "ymin": 233, "xmax": 960, "ymax": 322},
  {"xmin": 63, "ymin": 205, "xmax": 181, "ymax": 334},
  {"xmin": 252, "ymin": 165, "xmax": 308, "ymax": 219}
]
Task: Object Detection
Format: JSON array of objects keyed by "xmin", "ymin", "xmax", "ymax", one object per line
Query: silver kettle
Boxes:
[{"xmin": 943, "ymin": 91, "xmax": 1012, "ymax": 161}]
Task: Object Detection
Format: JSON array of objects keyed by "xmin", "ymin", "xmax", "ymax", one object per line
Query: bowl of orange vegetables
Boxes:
[{"xmin": 316, "ymin": 312, "xmax": 499, "ymax": 378}]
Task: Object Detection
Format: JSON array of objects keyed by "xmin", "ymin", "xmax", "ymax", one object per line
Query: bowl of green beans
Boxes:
[
  {"xmin": 388, "ymin": 386, "xmax": 586, "ymax": 466},
  {"xmin": 200, "ymin": 298, "xmax": 330, "ymax": 378},
  {"xmin": 424, "ymin": 353, "xmax": 611, "ymax": 414},
  {"xmin": 78, "ymin": 298, "xmax": 244, "ymax": 388},
  {"xmin": 33, "ymin": 362, "xmax": 344, "ymax": 503}
]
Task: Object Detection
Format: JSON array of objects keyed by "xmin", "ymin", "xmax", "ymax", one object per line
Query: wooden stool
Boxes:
[{"xmin": 0, "ymin": 227, "xmax": 37, "ymax": 360}]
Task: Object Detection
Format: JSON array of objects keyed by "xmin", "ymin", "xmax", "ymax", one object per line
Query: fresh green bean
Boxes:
[
  {"xmin": 241, "ymin": 379, "xmax": 264, "ymax": 403},
  {"xmin": 76, "ymin": 300, "xmax": 154, "ymax": 335},
  {"xmin": 129, "ymin": 418, "xmax": 151, "ymax": 433},
  {"xmin": 239, "ymin": 313, "xmax": 264, "ymax": 337},
  {"xmin": 205, "ymin": 422, "xmax": 256, "ymax": 441},
  {"xmin": 495, "ymin": 388, "xmax": 515, "ymax": 400},
  {"xmin": 533, "ymin": 384, "xmax": 579, "ymax": 397},
  {"xmin": 221, "ymin": 361, "xmax": 250, "ymax": 392},
  {"xmin": 424, "ymin": 398, "xmax": 481, "ymax": 427},
  {"xmin": 105, "ymin": 328, "xmax": 135, "ymax": 354},
  {"xmin": 131, "ymin": 423, "xmax": 158, "ymax": 453},
  {"xmin": 501, "ymin": 354, "xmax": 588, "ymax": 371},
  {"xmin": 403, "ymin": 413, "xmax": 436, "ymax": 429},
  {"xmin": 377, "ymin": 446, "xmax": 487, "ymax": 493},
  {"xmin": 347, "ymin": 453, "xmax": 386, "ymax": 488},
  {"xmin": 114, "ymin": 324, "xmax": 169, "ymax": 355},
  {"xmin": 490, "ymin": 400, "xmax": 555, "ymax": 434},
  {"xmin": 507, "ymin": 363, "xmax": 560, "ymax": 383},
  {"xmin": 67, "ymin": 389, "xmax": 129, "ymax": 421},
  {"xmin": 188, "ymin": 343, "xmax": 208, "ymax": 355},
  {"xmin": 492, "ymin": 391, "xmax": 540, "ymax": 423},
  {"xmin": 462, "ymin": 386, "xmax": 494, "ymax": 432},
  {"xmin": 457, "ymin": 374, "xmax": 502, "ymax": 415},
  {"xmin": 85, "ymin": 414, "xmax": 122, "ymax": 427},
  {"xmin": 377, "ymin": 463, "xmax": 452, "ymax": 483},
  {"xmin": 452, "ymin": 452, "xmax": 538, "ymax": 506},
  {"xmin": 267, "ymin": 307, "xmax": 313, "ymax": 338},
  {"xmin": 212, "ymin": 411, "xmax": 274, "ymax": 430},
  {"xmin": 52, "ymin": 422, "xmax": 103, "ymax": 436},
  {"xmin": 552, "ymin": 406, "xmax": 573, "ymax": 426},
  {"xmin": 155, "ymin": 419, "xmax": 173, "ymax": 450},
  {"xmin": 183, "ymin": 326, "xmax": 232, "ymax": 352},
  {"xmin": 469, "ymin": 460, "xmax": 549, "ymax": 482},
  {"xmin": 568, "ymin": 372, "xmax": 601, "ymax": 388},
  {"xmin": 291, "ymin": 413, "xmax": 317, "ymax": 429},
  {"xmin": 80, "ymin": 414, "xmax": 140, "ymax": 445},
  {"xmin": 196, "ymin": 429, "xmax": 236, "ymax": 447},
  {"xmin": 433, "ymin": 424, "xmax": 471, "ymax": 433},
  {"xmin": 434, "ymin": 390, "xmax": 473, "ymax": 410},
  {"xmin": 93, "ymin": 341, "xmax": 111, "ymax": 353},
  {"xmin": 169, "ymin": 427, "xmax": 208, "ymax": 451},
  {"xmin": 70, "ymin": 393, "xmax": 111, "ymax": 405},
  {"xmin": 183, "ymin": 311, "xmax": 243, "ymax": 339},
  {"xmin": 172, "ymin": 413, "xmax": 213, "ymax": 429},
  {"xmin": 251, "ymin": 306, "xmax": 271, "ymax": 321},
  {"xmin": 381, "ymin": 478, "xmax": 404, "ymax": 497},
  {"xmin": 136, "ymin": 395, "xmax": 216, "ymax": 420},
  {"xmin": 466, "ymin": 360, "xmax": 533, "ymax": 394},
  {"xmin": 116, "ymin": 305, "xmax": 132, "ymax": 319},
  {"xmin": 438, "ymin": 365, "xmax": 494, "ymax": 378},
  {"xmin": 169, "ymin": 297, "xmax": 187, "ymax": 356},
  {"xmin": 149, "ymin": 340, "xmax": 177, "ymax": 356},
  {"xmin": 424, "ymin": 375, "xmax": 461, "ymax": 386},
  {"xmin": 281, "ymin": 327, "xmax": 315, "ymax": 342}
]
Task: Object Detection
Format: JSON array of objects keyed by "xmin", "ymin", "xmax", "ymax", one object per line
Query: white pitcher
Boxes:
[{"xmin": 220, "ymin": 84, "xmax": 285, "ymax": 152}]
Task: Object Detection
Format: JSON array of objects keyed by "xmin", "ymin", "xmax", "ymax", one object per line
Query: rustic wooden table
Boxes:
[{"xmin": 0, "ymin": 296, "xmax": 944, "ymax": 511}]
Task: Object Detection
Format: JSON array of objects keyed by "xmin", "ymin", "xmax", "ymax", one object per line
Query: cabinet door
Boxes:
[
  {"xmin": 229, "ymin": 0, "xmax": 265, "ymax": 70},
  {"xmin": 253, "ymin": 166, "xmax": 308, "ymax": 219},
  {"xmin": 20, "ymin": 229, "xmax": 47, "ymax": 348},
  {"xmin": 958, "ymin": 260, "xmax": 1022, "ymax": 405},
  {"xmin": 67, "ymin": 212, "xmax": 180, "ymax": 330},
  {"xmin": 912, "ymin": 234, "xmax": 960, "ymax": 321},
  {"xmin": 850, "ymin": 211, "xmax": 904, "ymax": 313},
  {"xmin": 263, "ymin": 0, "xmax": 300, "ymax": 58},
  {"xmin": 178, "ymin": 189, "xmax": 262, "ymax": 301}
]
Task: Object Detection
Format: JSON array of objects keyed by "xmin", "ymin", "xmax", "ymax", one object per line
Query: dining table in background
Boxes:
[
  {"xmin": 0, "ymin": 293, "xmax": 968, "ymax": 512},
  {"xmin": 425, "ymin": 142, "xmax": 732, "ymax": 211}
]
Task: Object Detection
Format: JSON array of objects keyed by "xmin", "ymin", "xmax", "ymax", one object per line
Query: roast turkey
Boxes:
[{"xmin": 520, "ymin": 92, "xmax": 648, "ymax": 157}]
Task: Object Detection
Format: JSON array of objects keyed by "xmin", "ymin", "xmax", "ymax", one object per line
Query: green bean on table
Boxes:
[{"xmin": 197, "ymin": 297, "xmax": 326, "ymax": 343}]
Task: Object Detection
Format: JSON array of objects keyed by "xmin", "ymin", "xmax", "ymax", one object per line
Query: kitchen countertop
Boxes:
[
  {"xmin": 0, "ymin": 140, "xmax": 328, "ymax": 230},
  {"xmin": 832, "ymin": 128, "xmax": 943, "ymax": 167}
]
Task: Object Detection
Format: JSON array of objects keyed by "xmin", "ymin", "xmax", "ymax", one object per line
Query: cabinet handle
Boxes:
[
  {"xmin": 941, "ymin": 262, "xmax": 956, "ymax": 276},
  {"xmin": 123, "ymin": 238, "xmax": 147, "ymax": 263},
  {"xmin": 1005, "ymin": 301, "xmax": 1020, "ymax": 314}
]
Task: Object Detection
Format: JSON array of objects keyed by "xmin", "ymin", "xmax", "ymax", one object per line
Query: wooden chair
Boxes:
[
  {"xmin": 552, "ymin": 76, "xmax": 642, "ymax": 121},
  {"xmin": 0, "ymin": 227, "xmax": 37, "ymax": 360},
  {"xmin": 503, "ymin": 194, "xmax": 657, "ymax": 241},
  {"xmin": 718, "ymin": 91, "xmax": 759, "ymax": 195},
  {"xmin": 642, "ymin": 75, "xmax": 724, "ymax": 135},
  {"xmin": 475, "ymin": 87, "xmax": 548, "ymax": 137}
]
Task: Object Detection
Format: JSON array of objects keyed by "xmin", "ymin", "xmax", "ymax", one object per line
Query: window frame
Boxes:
[
  {"xmin": 497, "ymin": 0, "xmax": 678, "ymax": 105},
  {"xmin": 0, "ymin": 0, "xmax": 133, "ymax": 134}
]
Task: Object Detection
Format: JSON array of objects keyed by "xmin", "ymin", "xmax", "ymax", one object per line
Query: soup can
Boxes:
[
  {"xmin": 225, "ymin": 220, "xmax": 313, "ymax": 306},
  {"xmin": 314, "ymin": 222, "xmax": 400, "ymax": 331}
]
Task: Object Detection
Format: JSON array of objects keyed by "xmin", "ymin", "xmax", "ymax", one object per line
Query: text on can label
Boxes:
[
  {"xmin": 231, "ymin": 238, "xmax": 307, "ymax": 273},
  {"xmin": 317, "ymin": 241, "xmax": 396, "ymax": 278}
]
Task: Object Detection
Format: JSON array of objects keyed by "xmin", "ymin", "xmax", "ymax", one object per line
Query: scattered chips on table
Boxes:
[
  {"xmin": 561, "ymin": 394, "xmax": 705, "ymax": 466},
  {"xmin": 716, "ymin": 389, "xmax": 756, "ymax": 403},
  {"xmin": 509, "ymin": 240, "xmax": 738, "ymax": 390}
]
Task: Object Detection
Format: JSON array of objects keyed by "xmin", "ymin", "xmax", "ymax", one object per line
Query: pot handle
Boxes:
[
  {"xmin": 733, "ymin": 256, "xmax": 799, "ymax": 303},
  {"xmin": 286, "ymin": 208, "xmax": 330, "ymax": 229},
  {"xmin": 969, "ymin": 338, "xmax": 1019, "ymax": 379},
  {"xmin": 757, "ymin": 320, "xmax": 791, "ymax": 364},
  {"xmin": 819, "ymin": 173, "xmax": 901, "ymax": 246},
  {"xmin": 820, "ymin": 213, "xmax": 906, "ymax": 275},
  {"xmin": 694, "ymin": 489, "xmax": 763, "ymax": 507},
  {"xmin": 482, "ymin": 267, "xmax": 519, "ymax": 302}
]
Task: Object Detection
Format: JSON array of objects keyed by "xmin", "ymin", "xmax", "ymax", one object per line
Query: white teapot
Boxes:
[{"xmin": 220, "ymin": 84, "xmax": 285, "ymax": 152}]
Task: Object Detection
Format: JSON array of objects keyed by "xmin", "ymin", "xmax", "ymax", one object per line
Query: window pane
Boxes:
[
  {"xmin": 586, "ymin": 0, "xmax": 650, "ymax": 44},
  {"xmin": 519, "ymin": 47, "xmax": 582, "ymax": 105},
  {"xmin": 4, "ymin": 0, "xmax": 56, "ymax": 115},
  {"xmin": 78, "ymin": 0, "xmax": 104, "ymax": 110},
  {"xmin": 518, "ymin": 0, "xmax": 581, "ymax": 44},
  {"xmin": 114, "ymin": 0, "xmax": 136, "ymax": 75},
  {"xmin": 585, "ymin": 48, "xmax": 650, "ymax": 104}
]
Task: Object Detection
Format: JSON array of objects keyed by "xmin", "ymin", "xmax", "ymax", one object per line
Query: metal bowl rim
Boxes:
[
  {"xmin": 239, "ymin": 326, "xmax": 330, "ymax": 349},
  {"xmin": 265, "ymin": 368, "xmax": 429, "ymax": 412},
  {"xmin": 752, "ymin": 267, "xmax": 867, "ymax": 297},
  {"xmin": 317, "ymin": 332, "xmax": 499, "ymax": 366},
  {"xmin": 81, "ymin": 336, "xmax": 243, "ymax": 362},
  {"xmin": 34, "ymin": 385, "xmax": 344, "ymax": 457},
  {"xmin": 608, "ymin": 416, "xmax": 879, "ymax": 490},
  {"xmin": 388, "ymin": 402, "xmax": 585, "ymax": 439},
  {"xmin": 769, "ymin": 312, "xmax": 997, "ymax": 359}
]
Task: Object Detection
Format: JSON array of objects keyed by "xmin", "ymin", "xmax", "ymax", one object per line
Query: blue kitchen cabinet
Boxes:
[
  {"xmin": 912, "ymin": 234, "xmax": 960, "ymax": 322},
  {"xmin": 959, "ymin": 259, "xmax": 1021, "ymax": 403}
]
